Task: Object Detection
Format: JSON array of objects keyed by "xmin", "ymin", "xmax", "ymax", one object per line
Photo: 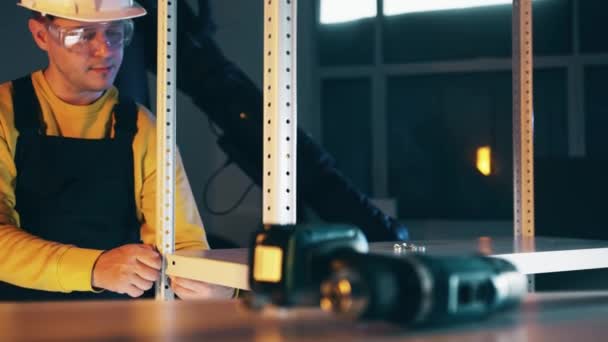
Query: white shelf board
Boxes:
[{"xmin": 167, "ymin": 236, "xmax": 608, "ymax": 290}]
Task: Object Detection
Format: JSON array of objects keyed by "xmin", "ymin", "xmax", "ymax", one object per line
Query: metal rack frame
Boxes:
[
  {"xmin": 263, "ymin": 0, "xmax": 299, "ymax": 226},
  {"xmin": 512, "ymin": 0, "xmax": 535, "ymax": 240},
  {"xmin": 155, "ymin": 0, "xmax": 177, "ymax": 300},
  {"xmin": 156, "ymin": 0, "xmax": 536, "ymax": 299}
]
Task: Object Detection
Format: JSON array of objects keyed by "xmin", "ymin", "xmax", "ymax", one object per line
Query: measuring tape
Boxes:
[
  {"xmin": 155, "ymin": 0, "xmax": 177, "ymax": 300},
  {"xmin": 263, "ymin": 0, "xmax": 298, "ymax": 226},
  {"xmin": 512, "ymin": 0, "xmax": 535, "ymax": 239}
]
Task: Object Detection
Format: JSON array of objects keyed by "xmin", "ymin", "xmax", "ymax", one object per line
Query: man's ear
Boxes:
[{"xmin": 28, "ymin": 18, "xmax": 50, "ymax": 52}]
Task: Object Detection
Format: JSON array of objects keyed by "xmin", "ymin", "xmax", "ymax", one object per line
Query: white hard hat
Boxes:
[{"xmin": 17, "ymin": 0, "xmax": 146, "ymax": 22}]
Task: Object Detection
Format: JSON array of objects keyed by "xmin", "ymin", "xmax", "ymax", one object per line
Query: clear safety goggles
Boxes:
[{"xmin": 46, "ymin": 19, "xmax": 134, "ymax": 53}]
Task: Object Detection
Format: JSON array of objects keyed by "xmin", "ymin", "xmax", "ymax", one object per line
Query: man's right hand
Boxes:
[{"xmin": 92, "ymin": 244, "xmax": 161, "ymax": 298}]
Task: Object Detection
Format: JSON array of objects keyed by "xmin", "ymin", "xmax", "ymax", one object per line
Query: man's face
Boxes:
[{"xmin": 31, "ymin": 17, "xmax": 128, "ymax": 93}]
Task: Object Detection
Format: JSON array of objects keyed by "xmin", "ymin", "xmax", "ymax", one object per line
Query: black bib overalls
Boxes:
[{"xmin": 0, "ymin": 76, "xmax": 141, "ymax": 301}]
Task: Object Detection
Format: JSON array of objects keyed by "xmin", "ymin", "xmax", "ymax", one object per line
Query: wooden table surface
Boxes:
[{"xmin": 2, "ymin": 292, "xmax": 608, "ymax": 341}]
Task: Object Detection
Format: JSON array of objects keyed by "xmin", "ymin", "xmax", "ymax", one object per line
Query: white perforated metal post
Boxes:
[
  {"xmin": 513, "ymin": 0, "xmax": 535, "ymax": 291},
  {"xmin": 512, "ymin": 0, "xmax": 535, "ymax": 239},
  {"xmin": 263, "ymin": 0, "xmax": 298, "ymax": 226},
  {"xmin": 155, "ymin": 0, "xmax": 176, "ymax": 300}
]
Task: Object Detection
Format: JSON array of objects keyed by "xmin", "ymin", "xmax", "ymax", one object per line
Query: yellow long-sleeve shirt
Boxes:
[{"xmin": 0, "ymin": 70, "xmax": 209, "ymax": 293}]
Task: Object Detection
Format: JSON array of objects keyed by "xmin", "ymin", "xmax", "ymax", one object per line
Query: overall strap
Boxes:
[
  {"xmin": 113, "ymin": 96, "xmax": 138, "ymax": 141},
  {"xmin": 11, "ymin": 75, "xmax": 44, "ymax": 135}
]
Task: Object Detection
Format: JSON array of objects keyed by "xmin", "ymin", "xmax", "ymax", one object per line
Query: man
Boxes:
[{"xmin": 0, "ymin": 0, "xmax": 232, "ymax": 301}]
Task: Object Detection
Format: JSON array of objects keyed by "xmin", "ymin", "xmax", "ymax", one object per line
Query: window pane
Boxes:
[
  {"xmin": 579, "ymin": 0, "xmax": 608, "ymax": 54},
  {"xmin": 318, "ymin": 19, "xmax": 375, "ymax": 66},
  {"xmin": 534, "ymin": 66, "xmax": 608, "ymax": 242},
  {"xmin": 383, "ymin": 0, "xmax": 572, "ymax": 63},
  {"xmin": 385, "ymin": 0, "xmax": 524, "ymax": 15},
  {"xmin": 585, "ymin": 66, "xmax": 608, "ymax": 157},
  {"xmin": 320, "ymin": 0, "xmax": 377, "ymax": 24},
  {"xmin": 321, "ymin": 78, "xmax": 372, "ymax": 193}
]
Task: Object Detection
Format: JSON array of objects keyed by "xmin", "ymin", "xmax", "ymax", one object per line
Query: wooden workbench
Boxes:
[{"xmin": 1, "ymin": 292, "xmax": 608, "ymax": 341}]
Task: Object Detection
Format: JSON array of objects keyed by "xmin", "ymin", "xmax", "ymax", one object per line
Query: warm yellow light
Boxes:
[
  {"xmin": 320, "ymin": 297, "xmax": 333, "ymax": 311},
  {"xmin": 253, "ymin": 246, "xmax": 283, "ymax": 283},
  {"xmin": 476, "ymin": 146, "xmax": 492, "ymax": 176},
  {"xmin": 338, "ymin": 279, "xmax": 352, "ymax": 295}
]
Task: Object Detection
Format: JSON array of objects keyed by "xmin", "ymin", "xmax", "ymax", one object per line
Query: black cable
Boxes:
[
  {"xmin": 207, "ymin": 116, "xmax": 222, "ymax": 137},
  {"xmin": 203, "ymin": 159, "xmax": 256, "ymax": 216},
  {"xmin": 202, "ymin": 113, "xmax": 254, "ymax": 216}
]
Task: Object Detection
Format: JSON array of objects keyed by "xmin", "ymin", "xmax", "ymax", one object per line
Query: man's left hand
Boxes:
[{"xmin": 170, "ymin": 277, "xmax": 235, "ymax": 300}]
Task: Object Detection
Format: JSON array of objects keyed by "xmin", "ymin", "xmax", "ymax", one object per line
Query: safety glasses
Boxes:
[{"xmin": 46, "ymin": 19, "xmax": 134, "ymax": 54}]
